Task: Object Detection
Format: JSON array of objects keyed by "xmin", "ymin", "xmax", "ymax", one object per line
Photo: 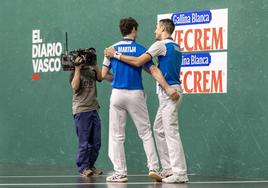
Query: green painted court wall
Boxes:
[{"xmin": 0, "ymin": 0, "xmax": 267, "ymax": 178}]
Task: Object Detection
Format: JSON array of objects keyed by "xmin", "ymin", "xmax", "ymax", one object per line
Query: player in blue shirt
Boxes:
[
  {"xmin": 102, "ymin": 17, "xmax": 179, "ymax": 183},
  {"xmin": 105, "ymin": 18, "xmax": 188, "ymax": 183}
]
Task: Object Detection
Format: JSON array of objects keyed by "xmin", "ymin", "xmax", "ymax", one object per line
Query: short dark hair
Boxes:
[
  {"xmin": 119, "ymin": 17, "xmax": 139, "ymax": 36},
  {"xmin": 159, "ymin": 19, "xmax": 175, "ymax": 35}
]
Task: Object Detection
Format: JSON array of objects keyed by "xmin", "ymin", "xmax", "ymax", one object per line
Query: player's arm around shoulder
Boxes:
[
  {"xmin": 104, "ymin": 47, "xmax": 151, "ymax": 67},
  {"xmin": 119, "ymin": 40, "xmax": 166, "ymax": 67},
  {"xmin": 120, "ymin": 53, "xmax": 151, "ymax": 67}
]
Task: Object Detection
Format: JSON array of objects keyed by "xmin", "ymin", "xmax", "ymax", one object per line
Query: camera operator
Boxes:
[{"xmin": 70, "ymin": 56, "xmax": 111, "ymax": 177}]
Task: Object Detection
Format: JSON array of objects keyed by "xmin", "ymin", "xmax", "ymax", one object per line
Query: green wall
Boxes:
[{"xmin": 0, "ymin": 0, "xmax": 268, "ymax": 178}]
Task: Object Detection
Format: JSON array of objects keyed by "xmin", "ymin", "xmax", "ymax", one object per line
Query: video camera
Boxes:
[
  {"xmin": 61, "ymin": 32, "xmax": 97, "ymax": 71},
  {"xmin": 61, "ymin": 48, "xmax": 97, "ymax": 71}
]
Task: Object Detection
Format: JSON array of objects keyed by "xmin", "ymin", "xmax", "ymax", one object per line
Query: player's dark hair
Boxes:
[
  {"xmin": 159, "ymin": 18, "xmax": 175, "ymax": 35},
  {"xmin": 119, "ymin": 17, "xmax": 139, "ymax": 36}
]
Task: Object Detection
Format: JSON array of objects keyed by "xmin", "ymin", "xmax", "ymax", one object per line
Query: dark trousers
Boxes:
[{"xmin": 74, "ymin": 110, "xmax": 101, "ymax": 173}]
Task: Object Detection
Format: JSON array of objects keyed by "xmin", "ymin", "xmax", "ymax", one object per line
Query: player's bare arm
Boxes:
[
  {"xmin": 89, "ymin": 65, "xmax": 103, "ymax": 81},
  {"xmin": 149, "ymin": 65, "xmax": 180, "ymax": 101},
  {"xmin": 104, "ymin": 48, "xmax": 151, "ymax": 67},
  {"xmin": 101, "ymin": 66, "xmax": 113, "ymax": 82},
  {"xmin": 101, "ymin": 56, "xmax": 113, "ymax": 82},
  {"xmin": 90, "ymin": 65, "xmax": 113, "ymax": 82}
]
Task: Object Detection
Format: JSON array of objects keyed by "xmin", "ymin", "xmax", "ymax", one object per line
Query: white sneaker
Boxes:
[
  {"xmin": 162, "ymin": 174, "xmax": 189, "ymax": 183},
  {"xmin": 106, "ymin": 173, "xmax": 128, "ymax": 182},
  {"xmin": 160, "ymin": 169, "xmax": 173, "ymax": 178}
]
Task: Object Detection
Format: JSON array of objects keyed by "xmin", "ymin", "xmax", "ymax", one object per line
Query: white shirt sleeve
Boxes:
[
  {"xmin": 146, "ymin": 41, "xmax": 167, "ymax": 58},
  {"xmin": 102, "ymin": 56, "xmax": 111, "ymax": 67}
]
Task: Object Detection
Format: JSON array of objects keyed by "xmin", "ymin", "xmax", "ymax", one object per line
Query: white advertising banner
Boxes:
[{"xmin": 158, "ymin": 9, "xmax": 228, "ymax": 93}]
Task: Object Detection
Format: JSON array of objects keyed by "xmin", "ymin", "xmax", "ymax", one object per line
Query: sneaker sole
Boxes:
[
  {"xmin": 162, "ymin": 178, "xmax": 189, "ymax": 183},
  {"xmin": 148, "ymin": 172, "xmax": 162, "ymax": 182},
  {"xmin": 106, "ymin": 178, "xmax": 128, "ymax": 183}
]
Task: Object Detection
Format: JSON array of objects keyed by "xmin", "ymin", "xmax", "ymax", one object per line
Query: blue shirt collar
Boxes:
[{"xmin": 123, "ymin": 38, "xmax": 135, "ymax": 42}]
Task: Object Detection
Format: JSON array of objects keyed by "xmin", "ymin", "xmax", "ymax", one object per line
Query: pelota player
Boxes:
[
  {"xmin": 105, "ymin": 18, "xmax": 188, "ymax": 183},
  {"xmin": 101, "ymin": 17, "xmax": 179, "ymax": 182}
]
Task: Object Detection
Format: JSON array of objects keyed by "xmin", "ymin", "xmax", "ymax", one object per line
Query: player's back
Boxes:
[
  {"xmin": 158, "ymin": 39, "xmax": 182, "ymax": 85},
  {"xmin": 110, "ymin": 39, "xmax": 152, "ymax": 90}
]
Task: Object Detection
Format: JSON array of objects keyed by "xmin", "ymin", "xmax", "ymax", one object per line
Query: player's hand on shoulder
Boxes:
[{"xmin": 104, "ymin": 47, "xmax": 116, "ymax": 58}]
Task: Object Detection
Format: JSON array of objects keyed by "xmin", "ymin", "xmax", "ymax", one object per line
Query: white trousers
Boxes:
[
  {"xmin": 154, "ymin": 85, "xmax": 187, "ymax": 175},
  {"xmin": 108, "ymin": 89, "xmax": 159, "ymax": 175}
]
